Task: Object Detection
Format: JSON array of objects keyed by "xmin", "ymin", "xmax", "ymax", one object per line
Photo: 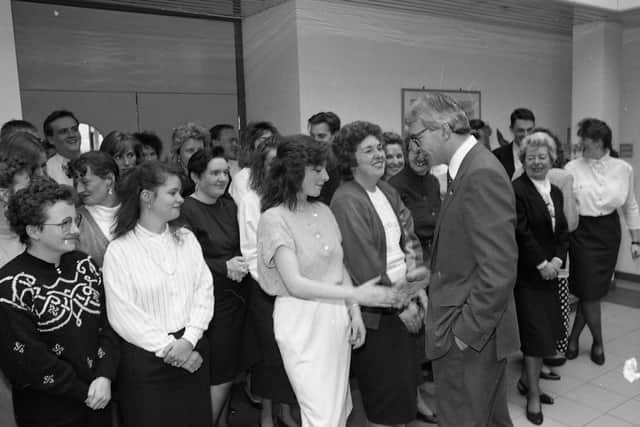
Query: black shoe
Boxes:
[
  {"xmin": 540, "ymin": 370, "xmax": 561, "ymax": 381},
  {"xmin": 543, "ymin": 356, "xmax": 567, "ymax": 367},
  {"xmin": 590, "ymin": 344, "xmax": 605, "ymax": 365},
  {"xmin": 526, "ymin": 405, "xmax": 544, "ymax": 425},
  {"xmin": 565, "ymin": 345, "xmax": 579, "ymax": 360},
  {"xmin": 517, "ymin": 380, "xmax": 554, "ymax": 405},
  {"xmin": 416, "ymin": 411, "xmax": 438, "ymax": 424}
]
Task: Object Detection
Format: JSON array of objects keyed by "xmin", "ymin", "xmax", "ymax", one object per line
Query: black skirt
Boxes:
[
  {"xmin": 117, "ymin": 332, "xmax": 212, "ymax": 427},
  {"xmin": 514, "ymin": 285, "xmax": 562, "ymax": 357},
  {"xmin": 569, "ymin": 212, "xmax": 621, "ymax": 301},
  {"xmin": 352, "ymin": 312, "xmax": 419, "ymax": 424},
  {"xmin": 246, "ymin": 280, "xmax": 297, "ymax": 405}
]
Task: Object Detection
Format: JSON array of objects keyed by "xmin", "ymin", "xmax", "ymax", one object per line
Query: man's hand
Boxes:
[
  {"xmin": 85, "ymin": 377, "xmax": 111, "ymax": 410},
  {"xmin": 398, "ymin": 302, "xmax": 424, "ymax": 334},
  {"xmin": 181, "ymin": 351, "xmax": 204, "ymax": 373},
  {"xmin": 163, "ymin": 338, "xmax": 194, "ymax": 367}
]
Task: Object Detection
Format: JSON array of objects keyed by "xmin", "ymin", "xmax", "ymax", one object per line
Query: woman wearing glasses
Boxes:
[
  {"xmin": 67, "ymin": 152, "xmax": 120, "ymax": 268},
  {"xmin": 102, "ymin": 161, "xmax": 214, "ymax": 427},
  {"xmin": 331, "ymin": 121, "xmax": 429, "ymax": 427},
  {"xmin": 0, "ymin": 178, "xmax": 119, "ymax": 427}
]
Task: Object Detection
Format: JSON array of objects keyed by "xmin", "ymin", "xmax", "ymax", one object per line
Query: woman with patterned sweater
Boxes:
[{"xmin": 0, "ymin": 178, "xmax": 119, "ymax": 427}]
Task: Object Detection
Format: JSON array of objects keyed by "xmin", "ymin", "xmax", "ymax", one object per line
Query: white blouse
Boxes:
[
  {"xmin": 238, "ymin": 189, "xmax": 261, "ymax": 281},
  {"xmin": 565, "ymin": 153, "xmax": 640, "ymax": 230},
  {"xmin": 229, "ymin": 167, "xmax": 251, "ymax": 205},
  {"xmin": 366, "ymin": 187, "xmax": 407, "ymax": 284},
  {"xmin": 103, "ymin": 224, "xmax": 214, "ymax": 356},
  {"xmin": 85, "ymin": 204, "xmax": 120, "ymax": 241}
]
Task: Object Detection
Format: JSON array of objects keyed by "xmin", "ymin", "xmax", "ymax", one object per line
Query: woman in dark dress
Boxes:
[
  {"xmin": 513, "ymin": 132, "xmax": 569, "ymax": 425},
  {"xmin": 180, "ymin": 147, "xmax": 253, "ymax": 427},
  {"xmin": 0, "ymin": 178, "xmax": 119, "ymax": 427}
]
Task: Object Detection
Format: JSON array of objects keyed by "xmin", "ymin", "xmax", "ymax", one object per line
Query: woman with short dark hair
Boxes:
[
  {"xmin": 257, "ymin": 135, "xmax": 405, "ymax": 426},
  {"xmin": 565, "ymin": 118, "xmax": 640, "ymax": 365},
  {"xmin": 67, "ymin": 152, "xmax": 120, "ymax": 267},
  {"xmin": 331, "ymin": 121, "xmax": 428, "ymax": 427},
  {"xmin": 0, "ymin": 178, "xmax": 119, "ymax": 427},
  {"xmin": 133, "ymin": 131, "xmax": 163, "ymax": 163},
  {"xmin": 102, "ymin": 162, "xmax": 214, "ymax": 427},
  {"xmin": 100, "ymin": 131, "xmax": 138, "ymax": 175}
]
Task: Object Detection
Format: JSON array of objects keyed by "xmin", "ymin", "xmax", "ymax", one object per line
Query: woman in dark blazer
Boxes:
[{"xmin": 513, "ymin": 131, "xmax": 569, "ymax": 425}]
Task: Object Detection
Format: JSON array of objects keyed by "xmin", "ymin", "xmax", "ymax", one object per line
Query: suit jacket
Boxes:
[
  {"xmin": 492, "ymin": 142, "xmax": 515, "ymax": 179},
  {"xmin": 513, "ymin": 174, "xmax": 569, "ymax": 289},
  {"xmin": 426, "ymin": 143, "xmax": 520, "ymax": 361}
]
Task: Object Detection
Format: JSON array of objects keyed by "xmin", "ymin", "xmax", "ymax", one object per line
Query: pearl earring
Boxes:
[{"xmin": 108, "ymin": 188, "xmax": 113, "ymax": 195}]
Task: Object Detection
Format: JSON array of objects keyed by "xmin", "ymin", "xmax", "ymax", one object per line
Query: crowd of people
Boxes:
[{"xmin": 0, "ymin": 93, "xmax": 638, "ymax": 427}]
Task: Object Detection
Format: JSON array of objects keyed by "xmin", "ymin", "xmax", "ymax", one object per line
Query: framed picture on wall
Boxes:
[{"xmin": 401, "ymin": 89, "xmax": 481, "ymax": 132}]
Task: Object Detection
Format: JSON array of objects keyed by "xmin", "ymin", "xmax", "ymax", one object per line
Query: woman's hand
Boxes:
[
  {"xmin": 85, "ymin": 377, "xmax": 111, "ymax": 410},
  {"xmin": 539, "ymin": 262, "xmax": 558, "ymax": 280},
  {"xmin": 226, "ymin": 256, "xmax": 248, "ymax": 282},
  {"xmin": 353, "ymin": 276, "xmax": 407, "ymax": 307},
  {"xmin": 348, "ymin": 306, "xmax": 366, "ymax": 349},
  {"xmin": 632, "ymin": 243, "xmax": 640, "ymax": 259},
  {"xmin": 163, "ymin": 338, "xmax": 194, "ymax": 367},
  {"xmin": 181, "ymin": 351, "xmax": 203, "ymax": 373}
]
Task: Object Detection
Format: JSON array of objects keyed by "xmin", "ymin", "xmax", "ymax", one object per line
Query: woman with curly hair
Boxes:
[
  {"xmin": 100, "ymin": 131, "xmax": 138, "ymax": 175},
  {"xmin": 0, "ymin": 131, "xmax": 48, "ymax": 268},
  {"xmin": 330, "ymin": 121, "xmax": 429, "ymax": 427},
  {"xmin": 257, "ymin": 135, "xmax": 407, "ymax": 426},
  {"xmin": 382, "ymin": 131, "xmax": 405, "ymax": 180},
  {"xmin": 67, "ymin": 152, "xmax": 120, "ymax": 267},
  {"xmin": 133, "ymin": 131, "xmax": 163, "ymax": 163},
  {"xmin": 0, "ymin": 178, "xmax": 119, "ymax": 427},
  {"xmin": 170, "ymin": 123, "xmax": 211, "ymax": 197},
  {"xmin": 229, "ymin": 121, "xmax": 278, "ymax": 204},
  {"xmin": 102, "ymin": 161, "xmax": 214, "ymax": 427}
]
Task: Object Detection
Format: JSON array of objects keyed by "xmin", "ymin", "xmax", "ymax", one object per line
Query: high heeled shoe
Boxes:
[
  {"xmin": 517, "ymin": 380, "xmax": 554, "ymax": 405},
  {"xmin": 590, "ymin": 344, "xmax": 605, "ymax": 365},
  {"xmin": 565, "ymin": 344, "xmax": 579, "ymax": 360},
  {"xmin": 526, "ymin": 397, "xmax": 544, "ymax": 425}
]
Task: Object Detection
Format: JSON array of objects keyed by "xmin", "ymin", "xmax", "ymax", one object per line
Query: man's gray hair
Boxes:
[{"xmin": 404, "ymin": 92, "xmax": 470, "ymax": 134}]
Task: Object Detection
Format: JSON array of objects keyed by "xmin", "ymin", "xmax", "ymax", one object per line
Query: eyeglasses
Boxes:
[
  {"xmin": 407, "ymin": 122, "xmax": 471, "ymax": 148},
  {"xmin": 42, "ymin": 214, "xmax": 83, "ymax": 233}
]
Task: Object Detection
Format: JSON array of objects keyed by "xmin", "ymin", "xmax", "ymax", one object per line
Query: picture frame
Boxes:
[{"xmin": 401, "ymin": 88, "xmax": 481, "ymax": 132}]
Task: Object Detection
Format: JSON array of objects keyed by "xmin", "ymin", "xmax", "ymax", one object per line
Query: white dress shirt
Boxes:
[
  {"xmin": 46, "ymin": 154, "xmax": 73, "ymax": 186},
  {"xmin": 448, "ymin": 135, "xmax": 478, "ymax": 179},
  {"xmin": 229, "ymin": 167, "xmax": 251, "ymax": 205},
  {"xmin": 512, "ymin": 142, "xmax": 524, "ymax": 180},
  {"xmin": 103, "ymin": 224, "xmax": 214, "ymax": 356},
  {"xmin": 565, "ymin": 153, "xmax": 640, "ymax": 230},
  {"xmin": 238, "ymin": 189, "xmax": 261, "ymax": 281}
]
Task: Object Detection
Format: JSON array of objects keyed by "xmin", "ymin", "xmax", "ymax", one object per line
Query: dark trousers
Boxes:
[{"xmin": 432, "ymin": 336, "xmax": 512, "ymax": 427}]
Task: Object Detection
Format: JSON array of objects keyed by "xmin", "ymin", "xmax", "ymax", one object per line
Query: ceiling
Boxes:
[{"xmin": 20, "ymin": 0, "xmax": 640, "ymax": 34}]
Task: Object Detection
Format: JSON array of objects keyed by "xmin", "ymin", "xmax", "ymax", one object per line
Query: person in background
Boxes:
[
  {"xmin": 331, "ymin": 121, "xmax": 429, "ymax": 427},
  {"xmin": 307, "ymin": 112, "xmax": 341, "ymax": 204},
  {"xmin": 44, "ymin": 110, "xmax": 82, "ymax": 186},
  {"xmin": 230, "ymin": 121, "xmax": 278, "ymax": 204},
  {"xmin": 102, "ymin": 161, "xmax": 214, "ymax": 427},
  {"xmin": 67, "ymin": 152, "xmax": 120, "ymax": 267},
  {"xmin": 406, "ymin": 93, "xmax": 519, "ymax": 427},
  {"xmin": 0, "ymin": 178, "xmax": 119, "ymax": 427},
  {"xmin": 0, "ymin": 132, "xmax": 48, "ymax": 267},
  {"xmin": 133, "ymin": 131, "xmax": 163, "ymax": 163},
  {"xmin": 237, "ymin": 136, "xmax": 299, "ymax": 427},
  {"xmin": 171, "ymin": 123, "xmax": 211, "ymax": 197},
  {"xmin": 181, "ymin": 147, "xmax": 253, "ymax": 427},
  {"xmin": 258, "ymin": 134, "xmax": 410, "ymax": 427},
  {"xmin": 493, "ymin": 108, "xmax": 536, "ymax": 180},
  {"xmin": 470, "ymin": 118, "xmax": 492, "ymax": 150},
  {"xmin": 382, "ymin": 131, "xmax": 405, "ymax": 181},
  {"xmin": 210, "ymin": 124, "xmax": 240, "ymax": 177},
  {"xmin": 512, "ymin": 132, "xmax": 569, "ymax": 425},
  {"xmin": 100, "ymin": 131, "xmax": 138, "ymax": 176},
  {"xmin": 565, "ymin": 118, "xmax": 640, "ymax": 365},
  {"xmin": 1, "ymin": 119, "xmax": 39, "ymax": 142}
]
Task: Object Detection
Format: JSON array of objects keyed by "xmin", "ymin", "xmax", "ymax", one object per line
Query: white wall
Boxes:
[
  {"xmin": 295, "ymin": 0, "xmax": 572, "ymax": 145},
  {"xmin": 0, "ymin": 0, "xmax": 22, "ymax": 123},
  {"xmin": 616, "ymin": 25, "xmax": 640, "ymax": 276},
  {"xmin": 243, "ymin": 0, "xmax": 301, "ymax": 134}
]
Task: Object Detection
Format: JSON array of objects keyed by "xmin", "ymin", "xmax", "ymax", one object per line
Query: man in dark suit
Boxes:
[
  {"xmin": 405, "ymin": 93, "xmax": 520, "ymax": 427},
  {"xmin": 492, "ymin": 108, "xmax": 536, "ymax": 179}
]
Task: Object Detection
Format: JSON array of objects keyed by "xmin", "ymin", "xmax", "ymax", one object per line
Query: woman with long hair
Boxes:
[
  {"xmin": 102, "ymin": 161, "xmax": 214, "ymax": 427},
  {"xmin": 99, "ymin": 131, "xmax": 138, "ymax": 176},
  {"xmin": 257, "ymin": 135, "xmax": 408, "ymax": 426}
]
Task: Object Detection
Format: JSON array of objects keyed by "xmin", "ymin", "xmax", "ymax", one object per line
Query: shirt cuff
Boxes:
[
  {"xmin": 182, "ymin": 326, "xmax": 204, "ymax": 348},
  {"xmin": 536, "ymin": 260, "xmax": 549, "ymax": 270}
]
